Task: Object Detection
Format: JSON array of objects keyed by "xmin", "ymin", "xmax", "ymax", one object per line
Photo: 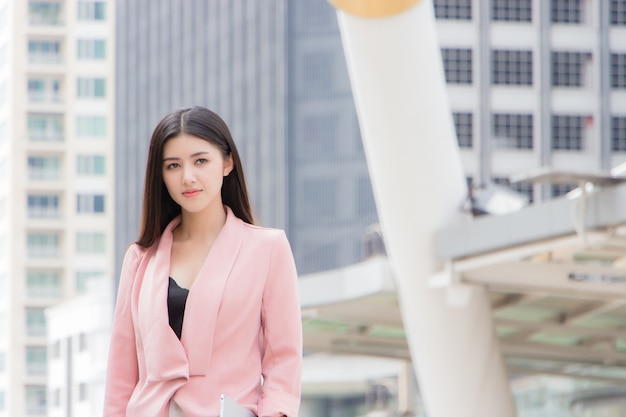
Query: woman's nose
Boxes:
[{"xmin": 182, "ymin": 166, "xmax": 196, "ymax": 184}]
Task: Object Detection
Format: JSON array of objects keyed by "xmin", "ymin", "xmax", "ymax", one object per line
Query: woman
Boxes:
[{"xmin": 103, "ymin": 106, "xmax": 302, "ymax": 417}]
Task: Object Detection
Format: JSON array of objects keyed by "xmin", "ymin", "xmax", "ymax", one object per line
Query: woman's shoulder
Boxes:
[{"xmin": 241, "ymin": 222, "xmax": 287, "ymax": 242}]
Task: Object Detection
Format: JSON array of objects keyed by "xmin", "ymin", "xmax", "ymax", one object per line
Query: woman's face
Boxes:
[{"xmin": 161, "ymin": 134, "xmax": 233, "ymax": 214}]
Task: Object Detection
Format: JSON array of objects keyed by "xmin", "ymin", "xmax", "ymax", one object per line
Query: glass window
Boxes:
[
  {"xmin": 551, "ymin": 0, "xmax": 582, "ymax": 23},
  {"xmin": 76, "ymin": 270, "xmax": 104, "ymax": 293},
  {"xmin": 300, "ymin": 114, "xmax": 337, "ymax": 157},
  {"xmin": 76, "ymin": 155, "xmax": 105, "ymax": 175},
  {"xmin": 551, "ymin": 183, "xmax": 577, "ymax": 198},
  {"xmin": 301, "ymin": 52, "xmax": 333, "ymax": 92},
  {"xmin": 453, "ymin": 112, "xmax": 473, "ymax": 148},
  {"xmin": 76, "ymin": 194, "xmax": 105, "ymax": 213},
  {"xmin": 77, "ymin": 1, "xmax": 105, "ymax": 20},
  {"xmin": 611, "ymin": 0, "xmax": 626, "ymax": 25},
  {"xmin": 76, "ymin": 232, "xmax": 106, "ymax": 253},
  {"xmin": 76, "ymin": 115, "xmax": 106, "ymax": 138},
  {"xmin": 0, "ymin": 351, "xmax": 5, "ymax": 373},
  {"xmin": 28, "ymin": 77, "xmax": 61, "ymax": 103},
  {"xmin": 552, "ymin": 51, "xmax": 591, "ymax": 87},
  {"xmin": 77, "ymin": 78, "xmax": 105, "ymax": 98},
  {"xmin": 492, "ymin": 49, "xmax": 533, "ymax": 85},
  {"xmin": 302, "ymin": 179, "xmax": 336, "ymax": 219},
  {"xmin": 29, "ymin": 1, "xmax": 62, "ymax": 25},
  {"xmin": 493, "ymin": 113, "xmax": 533, "ymax": 149},
  {"xmin": 552, "ymin": 115, "xmax": 587, "ymax": 150},
  {"xmin": 26, "ymin": 346, "xmax": 47, "ymax": 375},
  {"xmin": 25, "ymin": 385, "xmax": 46, "ymax": 415},
  {"xmin": 612, "ymin": 116, "xmax": 626, "ymax": 152},
  {"xmin": 27, "ymin": 155, "xmax": 61, "ymax": 180},
  {"xmin": 611, "ymin": 53, "xmax": 626, "ymax": 88},
  {"xmin": 492, "ymin": 0, "xmax": 532, "ymax": 22},
  {"xmin": 25, "ymin": 308, "xmax": 47, "ymax": 337},
  {"xmin": 26, "ymin": 270, "xmax": 62, "ymax": 297},
  {"xmin": 27, "ymin": 232, "xmax": 61, "ymax": 258},
  {"xmin": 27, "ymin": 194, "xmax": 60, "ymax": 219},
  {"xmin": 442, "ymin": 48, "xmax": 472, "ymax": 84},
  {"xmin": 77, "ymin": 39, "xmax": 105, "ymax": 59},
  {"xmin": 433, "ymin": 0, "xmax": 472, "ymax": 20},
  {"xmin": 28, "ymin": 113, "xmax": 64, "ymax": 141},
  {"xmin": 356, "ymin": 177, "xmax": 376, "ymax": 217},
  {"xmin": 28, "ymin": 40, "xmax": 62, "ymax": 64}
]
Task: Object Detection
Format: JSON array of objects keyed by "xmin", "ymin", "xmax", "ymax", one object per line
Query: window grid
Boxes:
[
  {"xmin": 552, "ymin": 51, "xmax": 591, "ymax": 87},
  {"xmin": 492, "ymin": 0, "xmax": 532, "ymax": 22},
  {"xmin": 433, "ymin": 0, "xmax": 471, "ymax": 20},
  {"xmin": 77, "ymin": 78, "xmax": 105, "ymax": 98},
  {"xmin": 612, "ymin": 116, "xmax": 626, "ymax": 152},
  {"xmin": 27, "ymin": 194, "xmax": 61, "ymax": 218},
  {"xmin": 611, "ymin": 0, "xmax": 626, "ymax": 25},
  {"xmin": 552, "ymin": 115, "xmax": 586, "ymax": 150},
  {"xmin": 492, "ymin": 49, "xmax": 533, "ymax": 86},
  {"xmin": 442, "ymin": 48, "xmax": 472, "ymax": 84},
  {"xmin": 76, "ymin": 115, "xmax": 106, "ymax": 137},
  {"xmin": 28, "ymin": 113, "xmax": 64, "ymax": 142},
  {"xmin": 551, "ymin": 183, "xmax": 578, "ymax": 198},
  {"xmin": 28, "ymin": 2, "xmax": 63, "ymax": 25},
  {"xmin": 76, "ymin": 270, "xmax": 105, "ymax": 293},
  {"xmin": 76, "ymin": 155, "xmax": 105, "ymax": 175},
  {"xmin": 26, "ymin": 270, "xmax": 62, "ymax": 297},
  {"xmin": 77, "ymin": 39, "xmax": 105, "ymax": 60},
  {"xmin": 28, "ymin": 155, "xmax": 61, "ymax": 180},
  {"xmin": 493, "ymin": 113, "xmax": 534, "ymax": 149},
  {"xmin": 28, "ymin": 40, "xmax": 62, "ymax": 64},
  {"xmin": 76, "ymin": 194, "xmax": 105, "ymax": 213},
  {"xmin": 25, "ymin": 308, "xmax": 47, "ymax": 337},
  {"xmin": 27, "ymin": 232, "xmax": 60, "ymax": 258},
  {"xmin": 453, "ymin": 112, "xmax": 473, "ymax": 148},
  {"xmin": 75, "ymin": 232, "xmax": 106, "ymax": 254},
  {"xmin": 611, "ymin": 53, "xmax": 626, "ymax": 88},
  {"xmin": 492, "ymin": 177, "xmax": 534, "ymax": 203},
  {"xmin": 551, "ymin": 0, "xmax": 582, "ymax": 23},
  {"xmin": 77, "ymin": 1, "xmax": 105, "ymax": 20},
  {"xmin": 26, "ymin": 346, "xmax": 47, "ymax": 376},
  {"xmin": 25, "ymin": 385, "xmax": 46, "ymax": 415}
]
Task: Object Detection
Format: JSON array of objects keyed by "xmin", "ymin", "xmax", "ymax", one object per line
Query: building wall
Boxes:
[{"xmin": 0, "ymin": 0, "xmax": 116, "ymax": 415}]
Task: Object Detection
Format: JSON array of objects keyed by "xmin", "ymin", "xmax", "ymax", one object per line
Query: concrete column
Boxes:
[{"xmin": 327, "ymin": 1, "xmax": 517, "ymax": 416}]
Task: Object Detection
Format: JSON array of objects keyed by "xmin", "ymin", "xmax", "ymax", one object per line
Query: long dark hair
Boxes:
[{"xmin": 136, "ymin": 106, "xmax": 254, "ymax": 248}]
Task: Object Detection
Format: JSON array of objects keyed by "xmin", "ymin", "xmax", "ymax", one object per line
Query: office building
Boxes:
[{"xmin": 0, "ymin": 0, "xmax": 115, "ymax": 415}]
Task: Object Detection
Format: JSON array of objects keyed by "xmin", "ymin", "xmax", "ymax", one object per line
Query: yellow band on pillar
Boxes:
[{"xmin": 328, "ymin": 0, "xmax": 421, "ymax": 18}]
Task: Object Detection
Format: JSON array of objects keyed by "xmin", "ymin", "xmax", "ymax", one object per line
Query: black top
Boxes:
[{"xmin": 167, "ymin": 277, "xmax": 189, "ymax": 339}]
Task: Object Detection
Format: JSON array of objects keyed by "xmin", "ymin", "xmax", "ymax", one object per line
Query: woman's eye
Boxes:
[
  {"xmin": 196, "ymin": 158, "xmax": 208, "ymax": 165},
  {"xmin": 166, "ymin": 162, "xmax": 180, "ymax": 169}
]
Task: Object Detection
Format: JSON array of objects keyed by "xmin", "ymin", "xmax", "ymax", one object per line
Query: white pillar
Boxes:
[{"xmin": 328, "ymin": 1, "xmax": 517, "ymax": 416}]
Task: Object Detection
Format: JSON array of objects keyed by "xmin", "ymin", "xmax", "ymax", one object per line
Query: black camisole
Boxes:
[{"xmin": 167, "ymin": 277, "xmax": 189, "ymax": 339}]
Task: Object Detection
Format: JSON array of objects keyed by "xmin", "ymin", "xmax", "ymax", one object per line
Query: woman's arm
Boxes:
[
  {"xmin": 103, "ymin": 245, "xmax": 141, "ymax": 417},
  {"xmin": 257, "ymin": 231, "xmax": 303, "ymax": 417}
]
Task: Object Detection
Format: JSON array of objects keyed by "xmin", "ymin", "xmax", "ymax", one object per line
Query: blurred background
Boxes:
[{"xmin": 1, "ymin": 0, "xmax": 626, "ymax": 416}]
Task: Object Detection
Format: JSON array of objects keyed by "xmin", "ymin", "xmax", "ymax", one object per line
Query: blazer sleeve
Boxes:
[
  {"xmin": 257, "ymin": 231, "xmax": 303, "ymax": 417},
  {"xmin": 103, "ymin": 245, "xmax": 141, "ymax": 417}
]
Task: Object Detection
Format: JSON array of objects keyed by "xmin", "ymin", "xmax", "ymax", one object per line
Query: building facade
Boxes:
[{"xmin": 0, "ymin": 0, "xmax": 115, "ymax": 415}]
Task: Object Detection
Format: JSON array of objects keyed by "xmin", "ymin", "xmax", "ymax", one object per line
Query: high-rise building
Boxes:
[{"xmin": 0, "ymin": 0, "xmax": 115, "ymax": 415}]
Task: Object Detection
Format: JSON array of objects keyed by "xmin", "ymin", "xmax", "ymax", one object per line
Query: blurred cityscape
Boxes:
[{"xmin": 0, "ymin": 0, "xmax": 626, "ymax": 416}]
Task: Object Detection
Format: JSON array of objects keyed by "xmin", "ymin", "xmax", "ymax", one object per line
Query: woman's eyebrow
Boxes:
[{"xmin": 163, "ymin": 151, "xmax": 210, "ymax": 161}]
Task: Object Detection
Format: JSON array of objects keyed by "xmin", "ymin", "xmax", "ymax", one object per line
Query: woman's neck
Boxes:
[{"xmin": 175, "ymin": 203, "xmax": 227, "ymax": 243}]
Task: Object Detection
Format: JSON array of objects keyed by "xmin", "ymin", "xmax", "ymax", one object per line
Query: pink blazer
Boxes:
[{"xmin": 103, "ymin": 207, "xmax": 302, "ymax": 417}]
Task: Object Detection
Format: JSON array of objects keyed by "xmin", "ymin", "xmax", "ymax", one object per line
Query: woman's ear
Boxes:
[{"xmin": 223, "ymin": 155, "xmax": 234, "ymax": 176}]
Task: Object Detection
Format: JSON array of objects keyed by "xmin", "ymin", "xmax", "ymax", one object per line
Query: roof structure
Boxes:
[{"xmin": 300, "ymin": 181, "xmax": 626, "ymax": 386}]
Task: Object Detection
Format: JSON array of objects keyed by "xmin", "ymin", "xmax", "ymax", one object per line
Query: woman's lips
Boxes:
[{"xmin": 182, "ymin": 190, "xmax": 201, "ymax": 197}]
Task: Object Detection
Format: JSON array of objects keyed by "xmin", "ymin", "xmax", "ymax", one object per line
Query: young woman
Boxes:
[{"xmin": 103, "ymin": 106, "xmax": 302, "ymax": 417}]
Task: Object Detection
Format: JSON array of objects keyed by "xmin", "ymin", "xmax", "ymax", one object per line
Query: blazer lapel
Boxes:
[
  {"xmin": 181, "ymin": 206, "xmax": 244, "ymax": 376},
  {"xmin": 138, "ymin": 216, "xmax": 190, "ymax": 382}
]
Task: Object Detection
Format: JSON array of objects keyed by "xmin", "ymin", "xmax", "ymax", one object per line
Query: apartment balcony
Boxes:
[
  {"xmin": 27, "ymin": 207, "xmax": 62, "ymax": 220},
  {"xmin": 28, "ymin": 169, "xmax": 61, "ymax": 181},
  {"xmin": 27, "ymin": 91, "xmax": 63, "ymax": 104},
  {"xmin": 28, "ymin": 1, "xmax": 64, "ymax": 26}
]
